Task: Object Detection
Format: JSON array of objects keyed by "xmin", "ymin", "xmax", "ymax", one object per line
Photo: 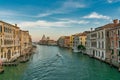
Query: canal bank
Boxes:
[
  {"xmin": 0, "ymin": 45, "xmax": 36, "ymax": 74},
  {"xmin": 1, "ymin": 45, "xmax": 120, "ymax": 80}
]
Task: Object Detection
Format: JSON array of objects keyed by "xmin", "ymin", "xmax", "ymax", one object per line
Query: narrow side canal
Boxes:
[{"xmin": 0, "ymin": 45, "xmax": 120, "ymax": 80}]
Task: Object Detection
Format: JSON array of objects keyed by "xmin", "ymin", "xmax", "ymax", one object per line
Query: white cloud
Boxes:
[
  {"xmin": 0, "ymin": 10, "xmax": 36, "ymax": 18},
  {"xmin": 107, "ymin": 0, "xmax": 120, "ymax": 3},
  {"xmin": 36, "ymin": 1, "xmax": 86, "ymax": 17},
  {"xmin": 107, "ymin": 0, "xmax": 113, "ymax": 3},
  {"xmin": 37, "ymin": 12, "xmax": 52, "ymax": 17},
  {"xmin": 0, "ymin": 1, "xmax": 86, "ymax": 18},
  {"xmin": 62, "ymin": 0, "xmax": 85, "ymax": 9},
  {"xmin": 58, "ymin": 18, "xmax": 89, "ymax": 24},
  {"xmin": 18, "ymin": 19, "xmax": 89, "ymax": 28},
  {"xmin": 83, "ymin": 12, "xmax": 110, "ymax": 19},
  {"xmin": 18, "ymin": 20, "xmax": 69, "ymax": 28},
  {"xmin": 0, "ymin": 10, "xmax": 17, "ymax": 16}
]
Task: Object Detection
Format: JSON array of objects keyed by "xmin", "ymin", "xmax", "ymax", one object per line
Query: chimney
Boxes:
[
  {"xmin": 113, "ymin": 19, "xmax": 119, "ymax": 26},
  {"xmin": 91, "ymin": 28, "xmax": 93, "ymax": 31},
  {"xmin": 15, "ymin": 24, "xmax": 17, "ymax": 27}
]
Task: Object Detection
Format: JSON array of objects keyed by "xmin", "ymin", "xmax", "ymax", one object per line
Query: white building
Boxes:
[
  {"xmin": 86, "ymin": 22, "xmax": 115, "ymax": 61},
  {"xmin": 73, "ymin": 34, "xmax": 80, "ymax": 52},
  {"xmin": 73, "ymin": 32, "xmax": 89, "ymax": 53}
]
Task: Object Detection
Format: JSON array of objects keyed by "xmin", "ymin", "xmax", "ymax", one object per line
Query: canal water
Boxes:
[{"xmin": 0, "ymin": 45, "xmax": 120, "ymax": 80}]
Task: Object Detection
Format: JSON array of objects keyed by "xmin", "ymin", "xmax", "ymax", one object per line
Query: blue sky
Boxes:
[{"xmin": 0, "ymin": 0, "xmax": 120, "ymax": 41}]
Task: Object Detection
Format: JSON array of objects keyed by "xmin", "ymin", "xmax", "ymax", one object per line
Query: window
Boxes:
[
  {"xmin": 119, "ymin": 41, "xmax": 120, "ymax": 48},
  {"xmin": 111, "ymin": 49, "xmax": 114, "ymax": 54},
  {"xmin": 111, "ymin": 31, "xmax": 114, "ymax": 37},
  {"xmin": 1, "ymin": 54, "xmax": 3, "ymax": 58},
  {"xmin": 91, "ymin": 33, "xmax": 97, "ymax": 38},
  {"xmin": 118, "ymin": 30, "xmax": 120, "ymax": 36},
  {"xmin": 111, "ymin": 41, "xmax": 114, "ymax": 48},
  {"xmin": 99, "ymin": 51, "xmax": 100, "ymax": 57},
  {"xmin": 118, "ymin": 51, "xmax": 120, "ymax": 56},
  {"xmin": 96, "ymin": 51, "xmax": 97, "ymax": 56},
  {"xmin": 91, "ymin": 41, "xmax": 97, "ymax": 47},
  {"xmin": 1, "ymin": 48, "xmax": 3, "ymax": 53},
  {"xmin": 102, "ymin": 52, "xmax": 104, "ymax": 58},
  {"xmin": 98, "ymin": 32, "xmax": 100, "ymax": 39},
  {"xmin": 99, "ymin": 42, "xmax": 100, "ymax": 48},
  {"xmin": 4, "ymin": 53, "xmax": 6, "ymax": 58},
  {"xmin": 107, "ymin": 32, "xmax": 109, "ymax": 37},
  {"xmin": 85, "ymin": 41, "xmax": 86, "ymax": 45},
  {"xmin": 0, "ymin": 25, "xmax": 2, "ymax": 32},
  {"xmin": 102, "ymin": 41, "xmax": 104, "ymax": 49},
  {"xmin": 102, "ymin": 32, "xmax": 104, "ymax": 38}
]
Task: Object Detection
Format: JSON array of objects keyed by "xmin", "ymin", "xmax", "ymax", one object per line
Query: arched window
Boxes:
[
  {"xmin": 102, "ymin": 32, "xmax": 104, "ymax": 38},
  {"xmin": 102, "ymin": 41, "xmax": 104, "ymax": 49},
  {"xmin": 7, "ymin": 49, "xmax": 11, "ymax": 60},
  {"xmin": 99, "ymin": 51, "xmax": 100, "ymax": 57},
  {"xmin": 99, "ymin": 42, "xmax": 100, "ymax": 48},
  {"xmin": 98, "ymin": 32, "xmax": 100, "ymax": 39},
  {"xmin": 118, "ymin": 51, "xmax": 120, "ymax": 56},
  {"xmin": 102, "ymin": 52, "xmax": 104, "ymax": 58},
  {"xmin": 4, "ymin": 53, "xmax": 6, "ymax": 58},
  {"xmin": 118, "ymin": 30, "xmax": 120, "ymax": 36}
]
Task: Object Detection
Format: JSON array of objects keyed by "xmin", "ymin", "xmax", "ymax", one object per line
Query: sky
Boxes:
[{"xmin": 0, "ymin": 0, "xmax": 120, "ymax": 41}]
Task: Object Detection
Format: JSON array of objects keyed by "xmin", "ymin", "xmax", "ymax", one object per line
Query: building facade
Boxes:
[
  {"xmin": 57, "ymin": 36, "xmax": 70, "ymax": 48},
  {"xmin": 57, "ymin": 36, "xmax": 65, "ymax": 47},
  {"xmin": 0, "ymin": 21, "xmax": 32, "ymax": 62},
  {"xmin": 73, "ymin": 32, "xmax": 88, "ymax": 52},
  {"xmin": 20, "ymin": 30, "xmax": 32, "ymax": 57},
  {"xmin": 86, "ymin": 20, "xmax": 119, "ymax": 61},
  {"xmin": 70, "ymin": 35, "xmax": 74, "ymax": 49},
  {"xmin": 64, "ymin": 36, "xmax": 70, "ymax": 48},
  {"xmin": 108, "ymin": 19, "xmax": 120, "ymax": 66},
  {"xmin": 47, "ymin": 40, "xmax": 57, "ymax": 46}
]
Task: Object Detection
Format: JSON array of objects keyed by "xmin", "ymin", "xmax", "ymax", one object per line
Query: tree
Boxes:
[{"xmin": 77, "ymin": 45, "xmax": 86, "ymax": 53}]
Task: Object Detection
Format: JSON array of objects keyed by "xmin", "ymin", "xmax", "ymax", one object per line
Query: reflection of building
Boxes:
[
  {"xmin": 0, "ymin": 21, "xmax": 32, "ymax": 62},
  {"xmin": 39, "ymin": 35, "xmax": 57, "ymax": 46}
]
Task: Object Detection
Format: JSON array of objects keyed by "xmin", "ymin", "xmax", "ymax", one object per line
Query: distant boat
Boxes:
[{"xmin": 56, "ymin": 52, "xmax": 63, "ymax": 58}]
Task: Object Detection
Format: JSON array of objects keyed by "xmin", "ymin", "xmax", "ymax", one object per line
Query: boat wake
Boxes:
[{"xmin": 56, "ymin": 52, "xmax": 63, "ymax": 59}]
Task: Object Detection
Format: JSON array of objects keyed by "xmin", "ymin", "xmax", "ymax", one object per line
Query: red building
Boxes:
[{"xmin": 108, "ymin": 19, "xmax": 120, "ymax": 67}]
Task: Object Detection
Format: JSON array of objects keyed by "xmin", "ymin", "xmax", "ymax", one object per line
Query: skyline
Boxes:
[{"xmin": 0, "ymin": 0, "xmax": 120, "ymax": 41}]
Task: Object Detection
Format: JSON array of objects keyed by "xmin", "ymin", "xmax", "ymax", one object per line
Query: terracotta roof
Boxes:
[
  {"xmin": 65, "ymin": 36, "xmax": 70, "ymax": 39},
  {"xmin": 75, "ymin": 32, "xmax": 87, "ymax": 36},
  {"xmin": 95, "ymin": 23, "xmax": 120, "ymax": 31},
  {"xmin": 0, "ymin": 20, "xmax": 19, "ymax": 29}
]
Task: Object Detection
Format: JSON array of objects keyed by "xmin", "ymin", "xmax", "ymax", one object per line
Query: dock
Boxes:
[
  {"xmin": 0, "ymin": 66, "xmax": 4, "ymax": 74},
  {"xmin": 2, "ymin": 62, "xmax": 18, "ymax": 66},
  {"xmin": 19, "ymin": 56, "xmax": 30, "ymax": 63}
]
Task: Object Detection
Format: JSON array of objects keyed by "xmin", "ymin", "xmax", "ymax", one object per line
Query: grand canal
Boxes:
[{"xmin": 0, "ymin": 45, "xmax": 120, "ymax": 80}]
